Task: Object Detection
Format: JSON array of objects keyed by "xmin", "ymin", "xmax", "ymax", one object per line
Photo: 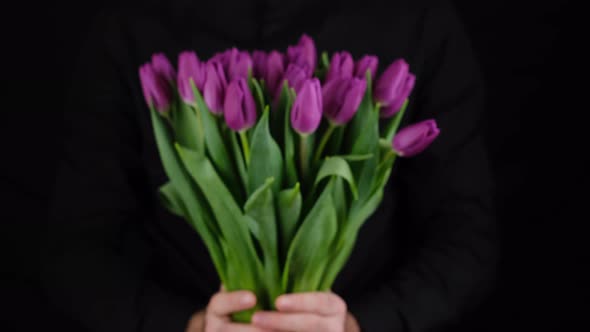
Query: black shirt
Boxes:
[{"xmin": 42, "ymin": 0, "xmax": 498, "ymax": 331}]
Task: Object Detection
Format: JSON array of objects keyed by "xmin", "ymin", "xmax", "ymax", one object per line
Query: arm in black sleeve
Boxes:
[
  {"xmin": 41, "ymin": 13, "xmax": 198, "ymax": 332},
  {"xmin": 349, "ymin": 2, "xmax": 498, "ymax": 331}
]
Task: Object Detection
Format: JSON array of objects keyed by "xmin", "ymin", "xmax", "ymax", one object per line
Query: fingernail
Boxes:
[
  {"xmin": 252, "ymin": 313, "xmax": 265, "ymax": 324},
  {"xmin": 276, "ymin": 296, "xmax": 291, "ymax": 308},
  {"xmin": 241, "ymin": 293, "xmax": 255, "ymax": 305}
]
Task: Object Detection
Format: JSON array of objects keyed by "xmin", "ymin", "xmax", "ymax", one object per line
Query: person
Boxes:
[{"xmin": 41, "ymin": 0, "xmax": 498, "ymax": 331}]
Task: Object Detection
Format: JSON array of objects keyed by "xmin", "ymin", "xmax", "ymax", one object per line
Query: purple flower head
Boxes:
[
  {"xmin": 392, "ymin": 119, "xmax": 440, "ymax": 157},
  {"xmin": 177, "ymin": 51, "xmax": 206, "ymax": 104},
  {"xmin": 354, "ymin": 55, "xmax": 379, "ymax": 79},
  {"xmin": 380, "ymin": 73, "xmax": 415, "ymax": 118},
  {"xmin": 287, "ymin": 34, "xmax": 317, "ymax": 76},
  {"xmin": 322, "ymin": 77, "xmax": 367, "ymax": 125},
  {"xmin": 202, "ymin": 60, "xmax": 228, "ymax": 115},
  {"xmin": 264, "ymin": 50, "xmax": 286, "ymax": 97},
  {"xmin": 374, "ymin": 59, "xmax": 416, "ymax": 118},
  {"xmin": 224, "ymin": 78, "xmax": 257, "ymax": 132},
  {"xmin": 325, "ymin": 51, "xmax": 354, "ymax": 82},
  {"xmin": 283, "ymin": 63, "xmax": 307, "ymax": 94},
  {"xmin": 228, "ymin": 48, "xmax": 253, "ymax": 81},
  {"xmin": 210, "ymin": 49, "xmax": 232, "ymax": 69},
  {"xmin": 291, "ymin": 78, "xmax": 323, "ymax": 135},
  {"xmin": 139, "ymin": 63, "xmax": 173, "ymax": 113},
  {"xmin": 252, "ymin": 50, "xmax": 268, "ymax": 79},
  {"xmin": 151, "ymin": 53, "xmax": 176, "ymax": 82}
]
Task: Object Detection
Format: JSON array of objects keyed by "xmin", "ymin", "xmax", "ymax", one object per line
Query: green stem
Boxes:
[
  {"xmin": 384, "ymin": 99, "xmax": 409, "ymax": 142},
  {"xmin": 313, "ymin": 123, "xmax": 337, "ymax": 163},
  {"xmin": 299, "ymin": 134, "xmax": 309, "ymax": 180},
  {"xmin": 240, "ymin": 131, "xmax": 251, "ymax": 166},
  {"xmin": 378, "ymin": 149, "xmax": 398, "ymax": 170}
]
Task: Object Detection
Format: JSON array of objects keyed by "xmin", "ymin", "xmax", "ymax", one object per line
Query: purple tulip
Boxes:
[
  {"xmin": 139, "ymin": 63, "xmax": 172, "ymax": 113},
  {"xmin": 287, "ymin": 34, "xmax": 317, "ymax": 76},
  {"xmin": 177, "ymin": 51, "xmax": 206, "ymax": 104},
  {"xmin": 392, "ymin": 119, "xmax": 440, "ymax": 157},
  {"xmin": 374, "ymin": 59, "xmax": 416, "ymax": 118},
  {"xmin": 291, "ymin": 78, "xmax": 323, "ymax": 135},
  {"xmin": 325, "ymin": 51, "xmax": 354, "ymax": 82},
  {"xmin": 151, "ymin": 53, "xmax": 176, "ymax": 82},
  {"xmin": 322, "ymin": 77, "xmax": 367, "ymax": 125},
  {"xmin": 354, "ymin": 55, "xmax": 378, "ymax": 79},
  {"xmin": 264, "ymin": 51, "xmax": 286, "ymax": 97},
  {"xmin": 252, "ymin": 50, "xmax": 268, "ymax": 79},
  {"xmin": 223, "ymin": 78, "xmax": 257, "ymax": 132},
  {"xmin": 227, "ymin": 48, "xmax": 253, "ymax": 81},
  {"xmin": 283, "ymin": 64, "xmax": 307, "ymax": 93},
  {"xmin": 210, "ymin": 49, "xmax": 232, "ymax": 69},
  {"xmin": 202, "ymin": 61, "xmax": 228, "ymax": 115}
]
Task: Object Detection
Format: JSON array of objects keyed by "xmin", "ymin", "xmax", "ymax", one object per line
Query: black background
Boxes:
[{"xmin": 1, "ymin": 0, "xmax": 587, "ymax": 331}]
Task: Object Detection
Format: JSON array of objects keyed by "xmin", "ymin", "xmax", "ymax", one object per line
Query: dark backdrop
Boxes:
[{"xmin": 1, "ymin": 1, "xmax": 586, "ymax": 331}]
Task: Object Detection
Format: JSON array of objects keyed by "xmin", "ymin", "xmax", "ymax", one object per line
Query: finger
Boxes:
[
  {"xmin": 222, "ymin": 322, "xmax": 276, "ymax": 332},
  {"xmin": 207, "ymin": 291, "xmax": 256, "ymax": 317},
  {"xmin": 252, "ymin": 311, "xmax": 322, "ymax": 331},
  {"xmin": 275, "ymin": 292, "xmax": 346, "ymax": 316}
]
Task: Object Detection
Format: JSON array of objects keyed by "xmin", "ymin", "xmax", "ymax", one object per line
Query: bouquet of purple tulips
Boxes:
[{"xmin": 139, "ymin": 34, "xmax": 439, "ymax": 322}]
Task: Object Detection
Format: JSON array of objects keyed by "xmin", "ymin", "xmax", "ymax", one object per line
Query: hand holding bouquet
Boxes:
[{"xmin": 139, "ymin": 34, "xmax": 439, "ymax": 322}]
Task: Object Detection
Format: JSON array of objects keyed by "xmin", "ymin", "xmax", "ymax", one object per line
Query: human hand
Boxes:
[
  {"xmin": 185, "ymin": 287, "xmax": 272, "ymax": 332},
  {"xmin": 251, "ymin": 292, "xmax": 360, "ymax": 332}
]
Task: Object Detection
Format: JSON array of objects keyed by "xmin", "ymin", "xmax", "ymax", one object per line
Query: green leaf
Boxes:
[
  {"xmin": 149, "ymin": 107, "xmax": 227, "ymax": 284},
  {"xmin": 223, "ymin": 237, "xmax": 264, "ymax": 323},
  {"xmin": 331, "ymin": 177, "xmax": 347, "ymax": 227},
  {"xmin": 344, "ymin": 70, "xmax": 380, "ymax": 204},
  {"xmin": 321, "ymin": 51, "xmax": 330, "ymax": 69},
  {"xmin": 314, "ymin": 156, "xmax": 358, "ymax": 200},
  {"xmin": 277, "ymin": 183, "xmax": 302, "ymax": 263},
  {"xmin": 248, "ymin": 107, "xmax": 284, "ymax": 195},
  {"xmin": 273, "ymin": 83, "xmax": 297, "ymax": 188},
  {"xmin": 326, "ymin": 125, "xmax": 344, "ymax": 156},
  {"xmin": 244, "ymin": 177, "xmax": 281, "ymax": 303},
  {"xmin": 283, "ymin": 179, "xmax": 338, "ymax": 292},
  {"xmin": 175, "ymin": 143, "xmax": 263, "ymax": 290},
  {"xmin": 229, "ymin": 130, "xmax": 248, "ymax": 192},
  {"xmin": 192, "ymin": 84, "xmax": 240, "ymax": 198},
  {"xmin": 249, "ymin": 77, "xmax": 266, "ymax": 114},
  {"xmin": 330, "ymin": 153, "xmax": 374, "ymax": 162},
  {"xmin": 172, "ymin": 81, "xmax": 205, "ymax": 153},
  {"xmin": 244, "ymin": 178, "xmax": 277, "ymax": 251},
  {"xmin": 319, "ymin": 188, "xmax": 385, "ymax": 290},
  {"xmin": 345, "ymin": 70, "xmax": 377, "ymax": 156},
  {"xmin": 158, "ymin": 182, "xmax": 185, "ymax": 217}
]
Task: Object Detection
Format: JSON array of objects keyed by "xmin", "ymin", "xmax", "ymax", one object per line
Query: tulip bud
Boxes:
[
  {"xmin": 287, "ymin": 34, "xmax": 317, "ymax": 76},
  {"xmin": 223, "ymin": 78, "xmax": 257, "ymax": 132},
  {"xmin": 325, "ymin": 51, "xmax": 354, "ymax": 82},
  {"xmin": 291, "ymin": 78, "xmax": 323, "ymax": 134},
  {"xmin": 228, "ymin": 48, "xmax": 253, "ymax": 81},
  {"xmin": 177, "ymin": 51, "xmax": 205, "ymax": 104},
  {"xmin": 203, "ymin": 61, "xmax": 228, "ymax": 114},
  {"xmin": 265, "ymin": 51, "xmax": 286, "ymax": 97},
  {"xmin": 374, "ymin": 59, "xmax": 416, "ymax": 118},
  {"xmin": 139, "ymin": 63, "xmax": 173, "ymax": 113},
  {"xmin": 322, "ymin": 77, "xmax": 366, "ymax": 125},
  {"xmin": 151, "ymin": 53, "xmax": 176, "ymax": 82},
  {"xmin": 354, "ymin": 55, "xmax": 378, "ymax": 79},
  {"xmin": 283, "ymin": 64, "xmax": 307, "ymax": 93},
  {"xmin": 392, "ymin": 119, "xmax": 440, "ymax": 157},
  {"xmin": 252, "ymin": 50, "xmax": 268, "ymax": 79}
]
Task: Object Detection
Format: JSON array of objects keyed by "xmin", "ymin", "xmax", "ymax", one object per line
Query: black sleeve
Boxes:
[
  {"xmin": 348, "ymin": 2, "xmax": 498, "ymax": 331},
  {"xmin": 41, "ymin": 13, "xmax": 198, "ymax": 332}
]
